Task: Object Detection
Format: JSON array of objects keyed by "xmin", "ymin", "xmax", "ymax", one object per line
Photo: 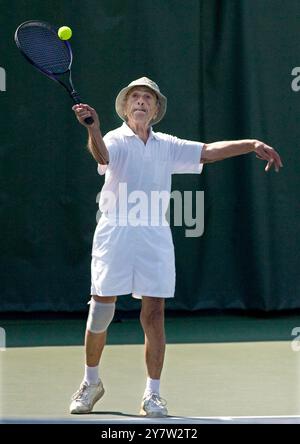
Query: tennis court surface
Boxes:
[{"xmin": 1, "ymin": 311, "xmax": 300, "ymax": 424}]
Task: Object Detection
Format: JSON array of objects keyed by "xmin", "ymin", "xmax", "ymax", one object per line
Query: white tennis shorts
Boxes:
[{"xmin": 90, "ymin": 215, "xmax": 176, "ymax": 299}]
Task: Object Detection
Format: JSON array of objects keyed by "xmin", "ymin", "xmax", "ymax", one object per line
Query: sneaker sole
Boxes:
[
  {"xmin": 139, "ymin": 408, "xmax": 168, "ymax": 418},
  {"xmin": 70, "ymin": 387, "xmax": 105, "ymax": 414}
]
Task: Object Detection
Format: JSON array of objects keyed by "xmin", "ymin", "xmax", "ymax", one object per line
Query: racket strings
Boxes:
[{"xmin": 17, "ymin": 24, "xmax": 71, "ymax": 74}]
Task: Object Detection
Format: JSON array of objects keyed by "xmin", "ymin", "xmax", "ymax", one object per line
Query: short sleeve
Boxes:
[
  {"xmin": 97, "ymin": 134, "xmax": 119, "ymax": 176},
  {"xmin": 169, "ymin": 135, "xmax": 204, "ymax": 174}
]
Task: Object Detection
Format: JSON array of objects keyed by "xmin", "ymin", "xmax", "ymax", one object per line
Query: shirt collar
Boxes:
[{"xmin": 121, "ymin": 122, "xmax": 158, "ymax": 140}]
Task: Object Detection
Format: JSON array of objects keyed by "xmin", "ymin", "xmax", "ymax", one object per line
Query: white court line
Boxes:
[{"xmin": 1, "ymin": 415, "xmax": 300, "ymax": 424}]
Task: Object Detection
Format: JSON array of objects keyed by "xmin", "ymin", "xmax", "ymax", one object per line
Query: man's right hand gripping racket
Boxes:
[{"xmin": 14, "ymin": 20, "xmax": 94, "ymax": 125}]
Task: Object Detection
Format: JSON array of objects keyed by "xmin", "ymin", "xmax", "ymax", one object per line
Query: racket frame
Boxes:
[{"xmin": 15, "ymin": 20, "xmax": 93, "ymax": 120}]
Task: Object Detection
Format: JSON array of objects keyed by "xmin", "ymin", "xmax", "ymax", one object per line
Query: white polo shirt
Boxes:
[{"xmin": 91, "ymin": 122, "xmax": 204, "ymax": 299}]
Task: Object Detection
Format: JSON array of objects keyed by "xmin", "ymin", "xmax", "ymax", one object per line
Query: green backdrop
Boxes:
[{"xmin": 0, "ymin": 0, "xmax": 299, "ymax": 311}]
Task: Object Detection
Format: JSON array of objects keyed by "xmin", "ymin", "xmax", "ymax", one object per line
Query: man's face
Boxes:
[{"xmin": 124, "ymin": 87, "xmax": 159, "ymax": 126}]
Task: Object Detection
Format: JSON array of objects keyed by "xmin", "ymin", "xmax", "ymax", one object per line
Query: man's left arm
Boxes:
[{"xmin": 201, "ymin": 139, "xmax": 283, "ymax": 172}]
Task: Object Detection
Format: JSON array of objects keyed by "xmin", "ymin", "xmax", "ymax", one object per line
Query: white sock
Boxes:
[
  {"xmin": 144, "ymin": 377, "xmax": 160, "ymax": 397},
  {"xmin": 84, "ymin": 364, "xmax": 100, "ymax": 385}
]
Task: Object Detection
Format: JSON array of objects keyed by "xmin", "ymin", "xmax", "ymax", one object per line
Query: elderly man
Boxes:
[{"xmin": 69, "ymin": 77, "xmax": 282, "ymax": 417}]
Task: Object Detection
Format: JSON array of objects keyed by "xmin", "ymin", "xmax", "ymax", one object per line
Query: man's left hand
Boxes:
[{"xmin": 253, "ymin": 140, "xmax": 283, "ymax": 172}]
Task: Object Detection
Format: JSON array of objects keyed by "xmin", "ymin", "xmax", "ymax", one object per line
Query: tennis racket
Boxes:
[{"xmin": 14, "ymin": 20, "xmax": 93, "ymax": 125}]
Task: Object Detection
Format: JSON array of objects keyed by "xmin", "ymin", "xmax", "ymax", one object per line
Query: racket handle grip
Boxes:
[{"xmin": 71, "ymin": 91, "xmax": 94, "ymax": 125}]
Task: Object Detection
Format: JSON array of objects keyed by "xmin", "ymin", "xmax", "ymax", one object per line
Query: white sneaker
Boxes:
[
  {"xmin": 140, "ymin": 392, "xmax": 168, "ymax": 417},
  {"xmin": 69, "ymin": 380, "xmax": 104, "ymax": 414}
]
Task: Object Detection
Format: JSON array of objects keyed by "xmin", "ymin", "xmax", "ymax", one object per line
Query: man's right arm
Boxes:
[
  {"xmin": 87, "ymin": 126, "xmax": 109, "ymax": 165},
  {"xmin": 72, "ymin": 103, "xmax": 109, "ymax": 165}
]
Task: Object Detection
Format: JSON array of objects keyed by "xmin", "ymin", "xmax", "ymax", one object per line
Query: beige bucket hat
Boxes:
[{"xmin": 115, "ymin": 77, "xmax": 167, "ymax": 125}]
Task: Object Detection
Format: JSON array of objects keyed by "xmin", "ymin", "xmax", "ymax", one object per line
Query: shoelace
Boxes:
[
  {"xmin": 145, "ymin": 393, "xmax": 167, "ymax": 407},
  {"xmin": 71, "ymin": 383, "xmax": 91, "ymax": 401}
]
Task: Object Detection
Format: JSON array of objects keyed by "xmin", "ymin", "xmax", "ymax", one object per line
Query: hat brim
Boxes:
[{"xmin": 115, "ymin": 84, "xmax": 167, "ymax": 126}]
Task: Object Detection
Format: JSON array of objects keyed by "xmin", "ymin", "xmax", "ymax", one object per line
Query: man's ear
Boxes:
[
  {"xmin": 154, "ymin": 101, "xmax": 160, "ymax": 117},
  {"xmin": 123, "ymin": 103, "xmax": 128, "ymax": 119}
]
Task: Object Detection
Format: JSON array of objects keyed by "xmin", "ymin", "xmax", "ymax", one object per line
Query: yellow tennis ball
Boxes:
[{"xmin": 58, "ymin": 26, "xmax": 72, "ymax": 40}]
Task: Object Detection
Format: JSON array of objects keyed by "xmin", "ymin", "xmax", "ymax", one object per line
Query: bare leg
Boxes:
[
  {"xmin": 140, "ymin": 297, "xmax": 165, "ymax": 379},
  {"xmin": 85, "ymin": 295, "xmax": 117, "ymax": 367},
  {"xmin": 69, "ymin": 295, "xmax": 117, "ymax": 414}
]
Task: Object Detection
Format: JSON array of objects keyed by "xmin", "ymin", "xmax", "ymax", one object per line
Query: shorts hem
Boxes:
[
  {"xmin": 132, "ymin": 291, "xmax": 174, "ymax": 300},
  {"xmin": 90, "ymin": 289, "xmax": 132, "ymax": 297},
  {"xmin": 90, "ymin": 288, "xmax": 174, "ymax": 299}
]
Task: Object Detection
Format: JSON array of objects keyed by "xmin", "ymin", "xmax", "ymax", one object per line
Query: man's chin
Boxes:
[{"xmin": 129, "ymin": 115, "xmax": 150, "ymax": 126}]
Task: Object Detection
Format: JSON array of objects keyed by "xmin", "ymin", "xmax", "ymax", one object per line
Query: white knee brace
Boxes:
[{"xmin": 86, "ymin": 298, "xmax": 116, "ymax": 333}]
